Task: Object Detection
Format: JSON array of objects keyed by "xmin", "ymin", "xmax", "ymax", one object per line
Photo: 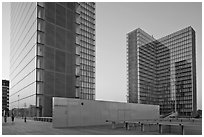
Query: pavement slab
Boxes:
[
  {"xmin": 2, "ymin": 117, "xmax": 202, "ymax": 135},
  {"xmin": 2, "ymin": 117, "xmax": 160, "ymax": 135}
]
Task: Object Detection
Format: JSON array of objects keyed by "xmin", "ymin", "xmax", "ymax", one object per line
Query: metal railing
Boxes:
[
  {"xmin": 106, "ymin": 119, "xmax": 185, "ymax": 135},
  {"xmin": 33, "ymin": 117, "xmax": 52, "ymax": 122}
]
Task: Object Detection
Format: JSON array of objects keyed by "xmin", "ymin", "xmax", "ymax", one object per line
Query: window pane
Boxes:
[
  {"xmin": 37, "ymin": 6, "xmax": 44, "ymax": 19},
  {"xmin": 66, "ymin": 53, "xmax": 72, "ymax": 74},
  {"xmin": 66, "ymin": 10, "xmax": 75, "ymax": 31},
  {"xmin": 43, "ymin": 96, "xmax": 52, "ymax": 116},
  {"xmin": 76, "ymin": 77, "xmax": 80, "ymax": 87},
  {"xmin": 55, "ymin": 73, "xmax": 65, "ymax": 97},
  {"xmin": 45, "ymin": 3, "xmax": 55, "ymax": 23},
  {"xmin": 37, "ymin": 44, "xmax": 43, "ymax": 56},
  {"xmin": 37, "ymin": 19, "xmax": 45, "ymax": 32},
  {"xmin": 45, "ymin": 22, "xmax": 55, "ymax": 47},
  {"xmin": 67, "ymin": 2, "xmax": 75, "ymax": 10},
  {"xmin": 37, "ymin": 56, "xmax": 43, "ymax": 69},
  {"xmin": 36, "ymin": 69, "xmax": 43, "ymax": 81},
  {"xmin": 37, "ymin": 31, "xmax": 44, "ymax": 44},
  {"xmin": 44, "ymin": 46, "xmax": 54, "ymax": 70},
  {"xmin": 36, "ymin": 82, "xmax": 43, "ymax": 94},
  {"xmin": 66, "ymin": 30, "xmax": 74, "ymax": 52},
  {"xmin": 76, "ymin": 88, "xmax": 80, "ymax": 98},
  {"xmin": 76, "ymin": 25, "xmax": 80, "ymax": 34},
  {"xmin": 66, "ymin": 74, "xmax": 74, "ymax": 97},
  {"xmin": 44, "ymin": 71, "xmax": 54, "ymax": 96},
  {"xmin": 55, "ymin": 50, "xmax": 65, "ymax": 72},
  {"xmin": 76, "ymin": 45, "xmax": 80, "ymax": 55},
  {"xmin": 76, "ymin": 35, "xmax": 80, "ymax": 45},
  {"xmin": 56, "ymin": 26, "xmax": 65, "ymax": 50},
  {"xmin": 76, "ymin": 55, "xmax": 80, "ymax": 65},
  {"xmin": 75, "ymin": 66, "xmax": 80, "ymax": 76},
  {"xmin": 56, "ymin": 4, "xmax": 66, "ymax": 28}
]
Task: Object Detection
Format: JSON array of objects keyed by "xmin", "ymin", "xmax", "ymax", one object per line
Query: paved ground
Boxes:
[
  {"xmin": 136, "ymin": 119, "xmax": 202, "ymax": 135},
  {"xmin": 2, "ymin": 117, "xmax": 202, "ymax": 135},
  {"xmin": 2, "ymin": 117, "xmax": 160, "ymax": 135}
]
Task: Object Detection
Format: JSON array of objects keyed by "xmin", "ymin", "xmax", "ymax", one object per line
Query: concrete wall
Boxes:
[{"xmin": 52, "ymin": 97, "xmax": 160, "ymax": 128}]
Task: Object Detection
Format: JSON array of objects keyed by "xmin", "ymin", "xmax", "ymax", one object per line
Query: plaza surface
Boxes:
[
  {"xmin": 2, "ymin": 117, "xmax": 159, "ymax": 135},
  {"xmin": 2, "ymin": 117, "xmax": 202, "ymax": 135}
]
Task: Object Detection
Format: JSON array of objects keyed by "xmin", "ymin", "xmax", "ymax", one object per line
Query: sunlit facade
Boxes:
[
  {"xmin": 127, "ymin": 27, "xmax": 197, "ymax": 117},
  {"xmin": 10, "ymin": 2, "xmax": 95, "ymax": 117}
]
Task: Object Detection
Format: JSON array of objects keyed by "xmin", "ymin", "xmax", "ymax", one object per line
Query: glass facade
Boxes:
[
  {"xmin": 127, "ymin": 29, "xmax": 157, "ymax": 104},
  {"xmin": 2, "ymin": 80, "xmax": 9, "ymax": 113},
  {"xmin": 10, "ymin": 3, "xmax": 37, "ymax": 116},
  {"xmin": 10, "ymin": 2, "xmax": 95, "ymax": 117},
  {"xmin": 79, "ymin": 2, "xmax": 95, "ymax": 100},
  {"xmin": 127, "ymin": 27, "xmax": 197, "ymax": 117}
]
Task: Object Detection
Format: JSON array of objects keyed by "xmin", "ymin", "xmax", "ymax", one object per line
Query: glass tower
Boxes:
[
  {"xmin": 10, "ymin": 2, "xmax": 95, "ymax": 117},
  {"xmin": 127, "ymin": 26, "xmax": 197, "ymax": 117},
  {"xmin": 2, "ymin": 80, "xmax": 9, "ymax": 113}
]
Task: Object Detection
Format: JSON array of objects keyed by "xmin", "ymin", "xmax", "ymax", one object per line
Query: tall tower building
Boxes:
[
  {"xmin": 10, "ymin": 2, "xmax": 95, "ymax": 117},
  {"xmin": 127, "ymin": 27, "xmax": 197, "ymax": 117},
  {"xmin": 127, "ymin": 28, "xmax": 157, "ymax": 105},
  {"xmin": 2, "ymin": 80, "xmax": 9, "ymax": 114}
]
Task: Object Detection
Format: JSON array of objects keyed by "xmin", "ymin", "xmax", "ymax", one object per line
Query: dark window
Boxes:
[
  {"xmin": 56, "ymin": 4, "xmax": 66, "ymax": 28},
  {"xmin": 67, "ymin": 2, "xmax": 75, "ymax": 10},
  {"xmin": 55, "ymin": 73, "xmax": 65, "ymax": 97},
  {"xmin": 66, "ymin": 30, "xmax": 74, "ymax": 52},
  {"xmin": 66, "ymin": 74, "xmax": 75, "ymax": 97},
  {"xmin": 44, "ymin": 71, "xmax": 54, "ymax": 96},
  {"xmin": 45, "ymin": 2, "xmax": 55, "ymax": 23},
  {"xmin": 44, "ymin": 46, "xmax": 54, "ymax": 70},
  {"xmin": 56, "ymin": 26, "xmax": 65, "ymax": 50},
  {"xmin": 55, "ymin": 50, "xmax": 65, "ymax": 72},
  {"xmin": 45, "ymin": 22, "xmax": 55, "ymax": 47},
  {"xmin": 66, "ymin": 10, "xmax": 75, "ymax": 31},
  {"xmin": 66, "ymin": 53, "xmax": 72, "ymax": 74},
  {"xmin": 57, "ymin": 2, "xmax": 66, "ymax": 7},
  {"xmin": 43, "ymin": 96, "xmax": 52, "ymax": 117}
]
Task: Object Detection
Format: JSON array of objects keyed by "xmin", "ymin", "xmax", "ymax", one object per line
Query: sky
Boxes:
[
  {"xmin": 2, "ymin": 2, "xmax": 202, "ymax": 109},
  {"xmin": 2, "ymin": 2, "xmax": 10, "ymax": 80},
  {"xmin": 95, "ymin": 2, "xmax": 202, "ymax": 109}
]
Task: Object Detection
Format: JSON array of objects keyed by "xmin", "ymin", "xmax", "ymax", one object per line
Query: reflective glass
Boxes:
[
  {"xmin": 56, "ymin": 4, "xmax": 66, "ymax": 28},
  {"xmin": 55, "ymin": 73, "xmax": 66, "ymax": 97},
  {"xmin": 45, "ymin": 22, "xmax": 55, "ymax": 47},
  {"xmin": 44, "ymin": 71, "xmax": 54, "ymax": 95},
  {"xmin": 45, "ymin": 2, "xmax": 55, "ymax": 23},
  {"xmin": 56, "ymin": 26, "xmax": 65, "ymax": 50},
  {"xmin": 55, "ymin": 50, "xmax": 65, "ymax": 72},
  {"xmin": 44, "ymin": 46, "xmax": 54, "ymax": 70}
]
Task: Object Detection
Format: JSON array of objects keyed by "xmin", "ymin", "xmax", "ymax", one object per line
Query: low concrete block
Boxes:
[{"xmin": 53, "ymin": 97, "xmax": 159, "ymax": 128}]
